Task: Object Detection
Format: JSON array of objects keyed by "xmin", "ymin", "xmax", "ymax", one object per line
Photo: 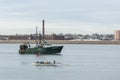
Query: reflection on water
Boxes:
[{"xmin": 0, "ymin": 44, "xmax": 120, "ymax": 80}]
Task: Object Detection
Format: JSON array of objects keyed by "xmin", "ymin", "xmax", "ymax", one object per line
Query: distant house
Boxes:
[
  {"xmin": 52, "ymin": 35, "xmax": 64, "ymax": 40},
  {"xmin": 64, "ymin": 36, "xmax": 73, "ymax": 40},
  {"xmin": 115, "ymin": 30, "xmax": 120, "ymax": 40},
  {"xmin": 45, "ymin": 35, "xmax": 64, "ymax": 40},
  {"xmin": 8, "ymin": 35, "xmax": 30, "ymax": 40},
  {"xmin": 0, "ymin": 37, "xmax": 8, "ymax": 40}
]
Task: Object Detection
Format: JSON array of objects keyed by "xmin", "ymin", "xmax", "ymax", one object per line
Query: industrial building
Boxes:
[{"xmin": 115, "ymin": 30, "xmax": 120, "ymax": 40}]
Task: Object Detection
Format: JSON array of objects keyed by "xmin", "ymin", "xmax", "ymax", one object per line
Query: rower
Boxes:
[{"xmin": 53, "ymin": 60, "xmax": 56, "ymax": 64}]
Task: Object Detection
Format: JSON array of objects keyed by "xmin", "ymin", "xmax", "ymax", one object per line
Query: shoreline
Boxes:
[{"xmin": 0, "ymin": 40, "xmax": 120, "ymax": 44}]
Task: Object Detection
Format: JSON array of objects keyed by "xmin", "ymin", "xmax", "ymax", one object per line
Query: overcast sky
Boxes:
[{"xmin": 0, "ymin": 0, "xmax": 120, "ymax": 35}]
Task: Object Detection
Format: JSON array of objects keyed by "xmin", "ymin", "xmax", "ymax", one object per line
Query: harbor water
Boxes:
[{"xmin": 0, "ymin": 44, "xmax": 120, "ymax": 80}]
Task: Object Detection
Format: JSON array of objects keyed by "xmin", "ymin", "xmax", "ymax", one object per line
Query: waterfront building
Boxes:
[{"xmin": 115, "ymin": 30, "xmax": 120, "ymax": 40}]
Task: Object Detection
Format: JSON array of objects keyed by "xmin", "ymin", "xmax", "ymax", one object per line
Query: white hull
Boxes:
[{"xmin": 33, "ymin": 62, "xmax": 58, "ymax": 66}]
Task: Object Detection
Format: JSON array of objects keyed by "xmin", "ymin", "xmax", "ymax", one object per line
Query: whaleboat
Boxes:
[{"xmin": 33, "ymin": 61, "xmax": 58, "ymax": 66}]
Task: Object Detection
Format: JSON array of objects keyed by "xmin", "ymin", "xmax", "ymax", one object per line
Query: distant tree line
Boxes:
[{"xmin": 0, "ymin": 33, "xmax": 114, "ymax": 40}]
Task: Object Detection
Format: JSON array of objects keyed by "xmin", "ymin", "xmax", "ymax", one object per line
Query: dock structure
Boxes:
[{"xmin": 0, "ymin": 40, "xmax": 120, "ymax": 44}]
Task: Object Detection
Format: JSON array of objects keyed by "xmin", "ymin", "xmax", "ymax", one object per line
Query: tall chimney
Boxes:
[{"xmin": 42, "ymin": 19, "xmax": 45, "ymax": 37}]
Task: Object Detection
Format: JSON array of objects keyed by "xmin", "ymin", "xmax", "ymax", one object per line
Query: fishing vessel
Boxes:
[{"xmin": 19, "ymin": 20, "xmax": 63, "ymax": 55}]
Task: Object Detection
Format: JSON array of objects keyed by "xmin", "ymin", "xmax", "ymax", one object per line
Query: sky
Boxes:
[{"xmin": 0, "ymin": 0, "xmax": 120, "ymax": 35}]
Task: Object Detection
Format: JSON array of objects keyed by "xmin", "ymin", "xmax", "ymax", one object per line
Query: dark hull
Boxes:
[{"xmin": 19, "ymin": 46, "xmax": 63, "ymax": 55}]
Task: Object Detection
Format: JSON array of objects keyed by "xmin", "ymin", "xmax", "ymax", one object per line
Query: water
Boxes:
[{"xmin": 0, "ymin": 44, "xmax": 120, "ymax": 80}]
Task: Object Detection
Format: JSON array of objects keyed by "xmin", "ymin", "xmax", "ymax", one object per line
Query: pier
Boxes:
[{"xmin": 0, "ymin": 40, "xmax": 120, "ymax": 44}]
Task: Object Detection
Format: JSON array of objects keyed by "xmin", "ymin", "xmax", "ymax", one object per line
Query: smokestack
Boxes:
[{"xmin": 42, "ymin": 19, "xmax": 45, "ymax": 37}]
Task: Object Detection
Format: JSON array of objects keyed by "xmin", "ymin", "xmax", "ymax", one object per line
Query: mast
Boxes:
[
  {"xmin": 36, "ymin": 26, "xmax": 38, "ymax": 39},
  {"xmin": 39, "ymin": 33, "xmax": 41, "ymax": 44},
  {"xmin": 35, "ymin": 26, "xmax": 39, "ymax": 46}
]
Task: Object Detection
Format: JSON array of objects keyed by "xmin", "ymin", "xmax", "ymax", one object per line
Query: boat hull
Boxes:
[
  {"xmin": 19, "ymin": 46, "xmax": 63, "ymax": 55},
  {"xmin": 33, "ymin": 62, "xmax": 58, "ymax": 66}
]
